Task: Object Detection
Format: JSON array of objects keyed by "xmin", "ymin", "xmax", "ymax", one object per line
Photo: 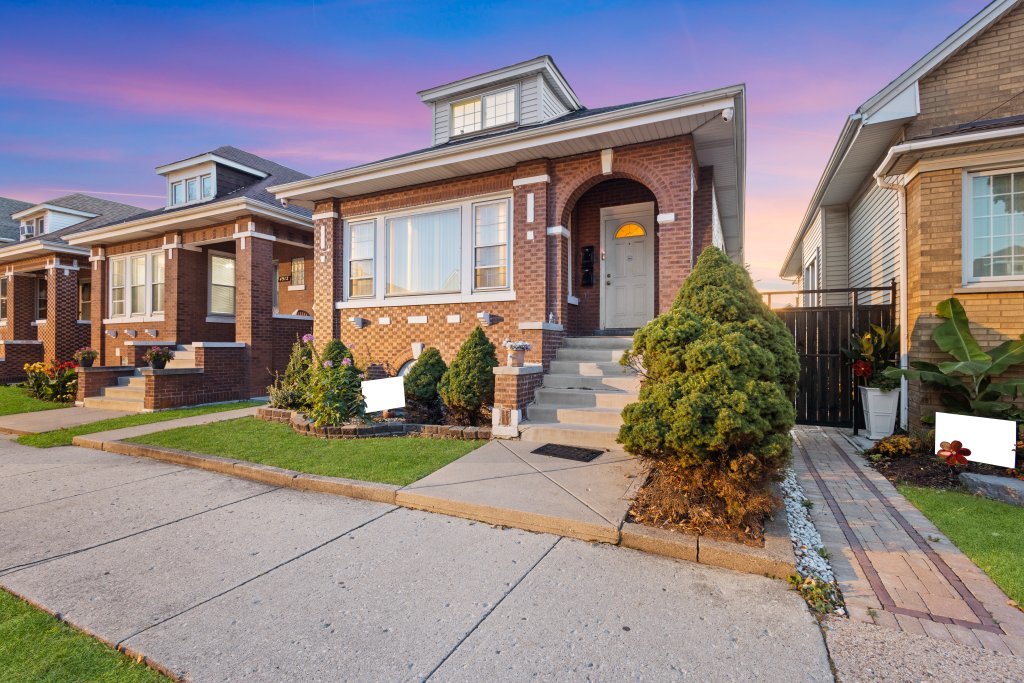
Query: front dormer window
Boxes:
[
  {"xmin": 451, "ymin": 86, "xmax": 517, "ymax": 136},
  {"xmin": 170, "ymin": 173, "xmax": 214, "ymax": 206}
]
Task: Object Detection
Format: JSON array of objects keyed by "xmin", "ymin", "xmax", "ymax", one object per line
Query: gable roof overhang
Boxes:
[
  {"xmin": 779, "ymin": 0, "xmax": 1021, "ymax": 279},
  {"xmin": 11, "ymin": 203, "xmax": 98, "ymax": 221},
  {"xmin": 155, "ymin": 152, "xmax": 269, "ymax": 178},
  {"xmin": 417, "ymin": 55, "xmax": 582, "ymax": 112},
  {"xmin": 876, "ymin": 124, "xmax": 1024, "ymax": 178},
  {"xmin": 0, "ymin": 239, "xmax": 89, "ymax": 267},
  {"xmin": 271, "ymin": 85, "xmax": 747, "ymax": 260},
  {"xmin": 66, "ymin": 198, "xmax": 313, "ymax": 247}
]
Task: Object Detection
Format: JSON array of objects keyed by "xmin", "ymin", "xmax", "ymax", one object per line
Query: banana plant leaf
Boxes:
[
  {"xmin": 989, "ymin": 378, "xmax": 1024, "ymax": 399},
  {"xmin": 985, "ymin": 337, "xmax": 1024, "ymax": 376},
  {"xmin": 885, "ymin": 365, "xmax": 961, "ymax": 388},
  {"xmin": 934, "ymin": 298, "xmax": 990, "ymax": 364},
  {"xmin": 938, "ymin": 360, "xmax": 992, "ymax": 376}
]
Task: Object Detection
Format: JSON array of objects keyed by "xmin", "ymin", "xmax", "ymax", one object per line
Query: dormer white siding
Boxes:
[
  {"xmin": 539, "ymin": 76, "xmax": 570, "ymax": 121},
  {"xmin": 18, "ymin": 208, "xmax": 91, "ymax": 240}
]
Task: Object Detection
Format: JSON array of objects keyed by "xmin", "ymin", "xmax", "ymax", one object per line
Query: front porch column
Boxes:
[
  {"xmin": 89, "ymin": 248, "xmax": 108, "ymax": 362},
  {"xmin": 42, "ymin": 259, "xmax": 80, "ymax": 361},
  {"xmin": 6, "ymin": 272, "xmax": 37, "ymax": 341},
  {"xmin": 312, "ymin": 199, "xmax": 341, "ymax": 346},
  {"xmin": 234, "ymin": 217, "xmax": 275, "ymax": 396}
]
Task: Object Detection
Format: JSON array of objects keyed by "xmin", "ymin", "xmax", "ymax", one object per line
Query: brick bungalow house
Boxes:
[
  {"xmin": 0, "ymin": 194, "xmax": 144, "ymax": 382},
  {"xmin": 66, "ymin": 146, "xmax": 315, "ymax": 411},
  {"xmin": 780, "ymin": 0, "xmax": 1024, "ymax": 428},
  {"xmin": 271, "ymin": 56, "xmax": 745, "ymax": 445}
]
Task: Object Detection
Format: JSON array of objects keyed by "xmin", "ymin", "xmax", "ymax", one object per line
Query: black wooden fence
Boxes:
[{"xmin": 762, "ymin": 283, "xmax": 897, "ymax": 429}]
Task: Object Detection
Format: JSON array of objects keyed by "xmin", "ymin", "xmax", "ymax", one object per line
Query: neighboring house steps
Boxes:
[
  {"xmin": 518, "ymin": 336, "xmax": 639, "ymax": 451},
  {"xmin": 81, "ymin": 345, "xmax": 196, "ymax": 412}
]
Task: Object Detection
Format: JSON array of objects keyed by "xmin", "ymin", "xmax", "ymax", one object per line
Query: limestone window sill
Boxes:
[
  {"xmin": 287, "ymin": 284, "xmax": 306, "ymax": 291},
  {"xmin": 954, "ymin": 282, "xmax": 1024, "ymax": 294},
  {"xmin": 206, "ymin": 315, "xmax": 236, "ymax": 323}
]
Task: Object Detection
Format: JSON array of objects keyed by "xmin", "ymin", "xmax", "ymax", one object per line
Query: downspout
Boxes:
[{"xmin": 875, "ymin": 172, "xmax": 909, "ymax": 430}]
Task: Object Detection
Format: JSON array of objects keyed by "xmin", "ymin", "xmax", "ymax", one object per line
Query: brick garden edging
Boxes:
[{"xmin": 255, "ymin": 406, "xmax": 493, "ymax": 440}]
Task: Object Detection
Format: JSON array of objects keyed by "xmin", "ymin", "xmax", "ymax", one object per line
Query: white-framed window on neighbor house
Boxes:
[
  {"xmin": 107, "ymin": 250, "xmax": 165, "ymax": 319},
  {"xmin": 0, "ymin": 276, "xmax": 7, "ymax": 321},
  {"xmin": 965, "ymin": 168, "xmax": 1024, "ymax": 282},
  {"xmin": 290, "ymin": 256, "xmax": 305, "ymax": 287},
  {"xmin": 386, "ymin": 209, "xmax": 461, "ymax": 295},
  {"xmin": 35, "ymin": 276, "xmax": 47, "ymax": 321},
  {"xmin": 171, "ymin": 182, "xmax": 184, "ymax": 206},
  {"xmin": 209, "ymin": 252, "xmax": 236, "ymax": 316},
  {"xmin": 348, "ymin": 220, "xmax": 375, "ymax": 298},
  {"xmin": 473, "ymin": 199, "xmax": 510, "ymax": 290},
  {"xmin": 78, "ymin": 281, "xmax": 91, "ymax": 321},
  {"xmin": 170, "ymin": 173, "xmax": 213, "ymax": 206},
  {"xmin": 450, "ymin": 86, "xmax": 517, "ymax": 136},
  {"xmin": 802, "ymin": 250, "xmax": 819, "ymax": 307}
]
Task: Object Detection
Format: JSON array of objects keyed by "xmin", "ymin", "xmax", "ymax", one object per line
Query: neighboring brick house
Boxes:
[
  {"xmin": 0, "ymin": 194, "xmax": 144, "ymax": 382},
  {"xmin": 780, "ymin": 0, "xmax": 1024, "ymax": 428},
  {"xmin": 271, "ymin": 56, "xmax": 745, "ymax": 444},
  {"xmin": 66, "ymin": 147, "xmax": 315, "ymax": 409}
]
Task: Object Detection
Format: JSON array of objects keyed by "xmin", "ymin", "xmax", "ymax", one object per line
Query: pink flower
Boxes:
[
  {"xmin": 302, "ymin": 334, "xmax": 314, "ymax": 343},
  {"xmin": 323, "ymin": 360, "xmax": 333, "ymax": 368},
  {"xmin": 341, "ymin": 357, "xmax": 352, "ymax": 366}
]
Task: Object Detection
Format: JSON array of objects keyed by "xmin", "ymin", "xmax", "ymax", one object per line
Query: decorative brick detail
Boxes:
[
  {"xmin": 235, "ymin": 218, "xmax": 275, "ymax": 396},
  {"xmin": 313, "ymin": 199, "xmax": 341, "ymax": 347},
  {"xmin": 75, "ymin": 366, "xmax": 135, "ymax": 401},
  {"xmin": 0, "ymin": 341, "xmax": 43, "ymax": 383},
  {"xmin": 3, "ymin": 274, "xmax": 37, "ymax": 341}
]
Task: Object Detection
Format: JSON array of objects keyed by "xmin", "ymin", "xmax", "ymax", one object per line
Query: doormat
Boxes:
[{"xmin": 531, "ymin": 443, "xmax": 604, "ymax": 462}]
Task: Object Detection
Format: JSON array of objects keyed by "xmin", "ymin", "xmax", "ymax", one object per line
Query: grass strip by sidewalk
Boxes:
[
  {"xmin": 0, "ymin": 385, "xmax": 69, "ymax": 417},
  {"xmin": 128, "ymin": 417, "xmax": 482, "ymax": 486},
  {"xmin": 899, "ymin": 484, "xmax": 1024, "ymax": 605},
  {"xmin": 0, "ymin": 587, "xmax": 167, "ymax": 682},
  {"xmin": 17, "ymin": 400, "xmax": 264, "ymax": 448}
]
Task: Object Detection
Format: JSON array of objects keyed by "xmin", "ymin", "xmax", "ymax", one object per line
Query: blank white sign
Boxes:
[
  {"xmin": 361, "ymin": 376, "xmax": 406, "ymax": 413},
  {"xmin": 934, "ymin": 412, "xmax": 1017, "ymax": 469}
]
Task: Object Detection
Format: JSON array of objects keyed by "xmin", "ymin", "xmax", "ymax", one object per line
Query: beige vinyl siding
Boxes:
[
  {"xmin": 519, "ymin": 76, "xmax": 541, "ymax": 125},
  {"xmin": 539, "ymin": 76, "xmax": 570, "ymax": 121},
  {"xmin": 800, "ymin": 211, "xmax": 823, "ymax": 305},
  {"xmin": 848, "ymin": 178, "xmax": 900, "ymax": 304},
  {"xmin": 822, "ymin": 206, "xmax": 850, "ymax": 305}
]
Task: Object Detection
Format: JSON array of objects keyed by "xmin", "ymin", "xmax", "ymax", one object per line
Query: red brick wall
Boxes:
[
  {"xmin": 2, "ymin": 274, "xmax": 38, "ymax": 341},
  {"xmin": 142, "ymin": 345, "xmax": 250, "ymax": 409},
  {"xmin": 76, "ymin": 366, "xmax": 135, "ymax": 401},
  {"xmin": 692, "ymin": 166, "xmax": 715, "ymax": 257},
  {"xmin": 0, "ymin": 341, "xmax": 43, "ymax": 383}
]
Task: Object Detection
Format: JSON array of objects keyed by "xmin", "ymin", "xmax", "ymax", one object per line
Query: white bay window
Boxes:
[
  {"xmin": 107, "ymin": 251, "xmax": 165, "ymax": 319},
  {"xmin": 966, "ymin": 169, "xmax": 1024, "ymax": 281}
]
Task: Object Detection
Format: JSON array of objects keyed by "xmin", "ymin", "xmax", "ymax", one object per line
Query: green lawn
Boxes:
[
  {"xmin": 17, "ymin": 401, "xmax": 265, "ymax": 448},
  {"xmin": 128, "ymin": 417, "xmax": 482, "ymax": 486},
  {"xmin": 0, "ymin": 588, "xmax": 167, "ymax": 682},
  {"xmin": 0, "ymin": 385, "xmax": 69, "ymax": 417},
  {"xmin": 900, "ymin": 485, "xmax": 1024, "ymax": 605}
]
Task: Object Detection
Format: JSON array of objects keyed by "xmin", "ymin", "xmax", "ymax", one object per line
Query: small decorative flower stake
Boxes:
[{"xmin": 937, "ymin": 440, "xmax": 971, "ymax": 467}]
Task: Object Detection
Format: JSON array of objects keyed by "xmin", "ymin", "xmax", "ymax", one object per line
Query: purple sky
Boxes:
[{"xmin": 0, "ymin": 0, "xmax": 989, "ymax": 289}]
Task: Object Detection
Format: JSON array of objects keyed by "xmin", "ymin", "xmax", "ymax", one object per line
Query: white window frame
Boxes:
[
  {"xmin": 290, "ymin": 256, "xmax": 305, "ymax": 288},
  {"xmin": 106, "ymin": 249, "xmax": 165, "ymax": 321},
  {"xmin": 347, "ymin": 219, "xmax": 376, "ymax": 299},
  {"xmin": 963, "ymin": 166, "xmax": 1024, "ymax": 284},
  {"xmin": 385, "ymin": 208, "xmax": 461, "ymax": 297},
  {"xmin": 472, "ymin": 198, "xmax": 511, "ymax": 291},
  {"xmin": 170, "ymin": 172, "xmax": 214, "ymax": 207},
  {"xmin": 201, "ymin": 174, "xmax": 213, "ymax": 199},
  {"xmin": 0, "ymin": 276, "xmax": 7, "ymax": 321},
  {"xmin": 78, "ymin": 280, "xmax": 91, "ymax": 321},
  {"xmin": 449, "ymin": 85, "xmax": 519, "ymax": 137},
  {"xmin": 35, "ymin": 276, "xmax": 47, "ymax": 321},
  {"xmin": 171, "ymin": 181, "xmax": 184, "ymax": 206},
  {"xmin": 338, "ymin": 192, "xmax": 515, "ymax": 310},
  {"xmin": 207, "ymin": 250, "xmax": 236, "ymax": 317},
  {"xmin": 802, "ymin": 253, "xmax": 819, "ymax": 307}
]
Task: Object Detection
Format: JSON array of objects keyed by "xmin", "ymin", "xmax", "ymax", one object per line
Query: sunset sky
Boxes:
[{"xmin": 0, "ymin": 0, "xmax": 989, "ymax": 290}]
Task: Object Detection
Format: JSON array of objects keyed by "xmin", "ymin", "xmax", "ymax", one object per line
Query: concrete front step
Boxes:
[
  {"xmin": 173, "ymin": 350, "xmax": 196, "ymax": 360},
  {"xmin": 527, "ymin": 406, "xmax": 624, "ymax": 428},
  {"xmin": 101, "ymin": 385, "xmax": 145, "ymax": 401},
  {"xmin": 560, "ymin": 336, "xmax": 633, "ymax": 350},
  {"xmin": 116, "ymin": 375, "xmax": 146, "ymax": 387},
  {"xmin": 553, "ymin": 348, "xmax": 626, "ymax": 363},
  {"xmin": 542, "ymin": 373, "xmax": 639, "ymax": 392},
  {"xmin": 518, "ymin": 423, "xmax": 621, "ymax": 450},
  {"xmin": 82, "ymin": 395, "xmax": 146, "ymax": 412},
  {"xmin": 166, "ymin": 358, "xmax": 197, "ymax": 369},
  {"xmin": 548, "ymin": 359, "xmax": 633, "ymax": 377},
  {"xmin": 532, "ymin": 387, "xmax": 636, "ymax": 410}
]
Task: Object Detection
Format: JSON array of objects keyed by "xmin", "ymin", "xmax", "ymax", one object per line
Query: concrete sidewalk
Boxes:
[
  {"xmin": 70, "ymin": 405, "xmax": 259, "ymax": 446},
  {"xmin": 0, "ymin": 437, "xmax": 832, "ymax": 681},
  {"xmin": 0, "ymin": 406, "xmax": 130, "ymax": 434}
]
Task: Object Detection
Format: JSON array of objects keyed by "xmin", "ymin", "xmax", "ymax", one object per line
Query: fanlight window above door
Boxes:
[{"xmin": 614, "ymin": 222, "xmax": 646, "ymax": 239}]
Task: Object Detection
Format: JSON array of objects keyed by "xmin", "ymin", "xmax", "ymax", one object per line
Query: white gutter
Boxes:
[
  {"xmin": 11, "ymin": 204, "xmax": 98, "ymax": 220},
  {"xmin": 0, "ymin": 239, "xmax": 89, "ymax": 264},
  {"xmin": 874, "ymin": 168, "xmax": 910, "ymax": 430},
  {"xmin": 67, "ymin": 198, "xmax": 312, "ymax": 246},
  {"xmin": 876, "ymin": 124, "xmax": 1024, "ymax": 176}
]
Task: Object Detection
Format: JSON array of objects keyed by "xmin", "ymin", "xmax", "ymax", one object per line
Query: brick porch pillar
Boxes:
[
  {"xmin": 234, "ymin": 218, "xmax": 275, "ymax": 397},
  {"xmin": 41, "ymin": 259, "xmax": 80, "ymax": 361},
  {"xmin": 491, "ymin": 365, "xmax": 544, "ymax": 438},
  {"xmin": 312, "ymin": 199, "xmax": 342, "ymax": 347},
  {"xmin": 6, "ymin": 272, "xmax": 37, "ymax": 341},
  {"xmin": 88, "ymin": 247, "xmax": 108, "ymax": 363},
  {"xmin": 161, "ymin": 233, "xmax": 185, "ymax": 346}
]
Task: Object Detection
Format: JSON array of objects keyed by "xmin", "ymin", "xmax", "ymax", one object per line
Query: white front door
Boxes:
[{"xmin": 600, "ymin": 202, "xmax": 655, "ymax": 330}]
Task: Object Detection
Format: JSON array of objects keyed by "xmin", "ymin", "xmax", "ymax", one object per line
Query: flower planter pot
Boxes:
[
  {"xmin": 507, "ymin": 349, "xmax": 526, "ymax": 367},
  {"xmin": 79, "ymin": 357, "xmax": 94, "ymax": 368},
  {"xmin": 149, "ymin": 359, "xmax": 167, "ymax": 370},
  {"xmin": 860, "ymin": 386, "xmax": 900, "ymax": 439}
]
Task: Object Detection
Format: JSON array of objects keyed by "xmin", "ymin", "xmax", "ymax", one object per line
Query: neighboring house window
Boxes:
[
  {"xmin": 802, "ymin": 255, "xmax": 818, "ymax": 307},
  {"xmin": 36, "ymin": 217, "xmax": 45, "ymax": 234},
  {"xmin": 171, "ymin": 182, "xmax": 184, "ymax": 205},
  {"xmin": 78, "ymin": 281, "xmax": 91, "ymax": 320},
  {"xmin": 0, "ymin": 277, "xmax": 8, "ymax": 320},
  {"xmin": 35, "ymin": 277, "xmax": 47, "ymax": 320},
  {"xmin": 451, "ymin": 87, "xmax": 516, "ymax": 136},
  {"xmin": 966, "ymin": 170, "xmax": 1024, "ymax": 281},
  {"xmin": 186, "ymin": 178, "xmax": 199, "ymax": 203},
  {"xmin": 473, "ymin": 200, "xmax": 510, "ymax": 289},
  {"xmin": 170, "ymin": 173, "xmax": 214, "ymax": 206},
  {"xmin": 348, "ymin": 220, "xmax": 374, "ymax": 298},
  {"xmin": 386, "ymin": 209, "xmax": 461, "ymax": 295},
  {"xmin": 201, "ymin": 174, "xmax": 213, "ymax": 199},
  {"xmin": 290, "ymin": 257, "xmax": 305, "ymax": 287},
  {"xmin": 107, "ymin": 250, "xmax": 164, "ymax": 318},
  {"xmin": 209, "ymin": 253, "xmax": 236, "ymax": 315}
]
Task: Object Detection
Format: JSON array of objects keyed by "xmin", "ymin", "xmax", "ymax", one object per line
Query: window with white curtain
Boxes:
[
  {"xmin": 966, "ymin": 169, "xmax": 1024, "ymax": 281},
  {"xmin": 110, "ymin": 258, "xmax": 125, "ymax": 317},
  {"xmin": 349, "ymin": 220, "xmax": 375, "ymax": 298},
  {"xmin": 130, "ymin": 255, "xmax": 146, "ymax": 315},
  {"xmin": 108, "ymin": 250, "xmax": 164, "ymax": 319},
  {"xmin": 209, "ymin": 253, "xmax": 236, "ymax": 315},
  {"xmin": 473, "ymin": 200, "xmax": 509, "ymax": 289},
  {"xmin": 386, "ymin": 210, "xmax": 461, "ymax": 295},
  {"xmin": 150, "ymin": 253, "xmax": 165, "ymax": 313}
]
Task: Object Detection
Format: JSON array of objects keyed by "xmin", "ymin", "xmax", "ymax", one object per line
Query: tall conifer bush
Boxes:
[
  {"xmin": 404, "ymin": 347, "xmax": 447, "ymax": 424},
  {"xmin": 438, "ymin": 327, "xmax": 498, "ymax": 425}
]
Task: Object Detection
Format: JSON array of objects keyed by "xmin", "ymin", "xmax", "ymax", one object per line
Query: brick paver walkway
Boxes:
[{"xmin": 793, "ymin": 426, "xmax": 1024, "ymax": 655}]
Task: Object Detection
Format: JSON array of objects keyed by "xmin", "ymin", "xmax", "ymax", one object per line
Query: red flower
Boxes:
[
  {"xmin": 937, "ymin": 440, "xmax": 971, "ymax": 466},
  {"xmin": 853, "ymin": 360, "xmax": 873, "ymax": 378}
]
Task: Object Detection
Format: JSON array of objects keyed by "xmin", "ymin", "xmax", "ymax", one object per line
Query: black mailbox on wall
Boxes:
[{"xmin": 581, "ymin": 246, "xmax": 595, "ymax": 287}]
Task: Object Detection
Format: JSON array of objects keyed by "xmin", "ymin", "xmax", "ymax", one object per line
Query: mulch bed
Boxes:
[{"xmin": 866, "ymin": 453, "xmax": 1018, "ymax": 489}]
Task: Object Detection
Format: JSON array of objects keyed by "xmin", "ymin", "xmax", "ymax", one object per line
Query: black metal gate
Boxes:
[{"xmin": 763, "ymin": 283, "xmax": 897, "ymax": 428}]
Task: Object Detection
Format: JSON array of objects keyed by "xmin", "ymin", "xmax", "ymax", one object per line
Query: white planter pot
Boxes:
[{"xmin": 860, "ymin": 386, "xmax": 900, "ymax": 440}]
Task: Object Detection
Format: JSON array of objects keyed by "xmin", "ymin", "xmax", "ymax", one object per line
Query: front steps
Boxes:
[
  {"xmin": 82, "ymin": 344, "xmax": 197, "ymax": 412},
  {"xmin": 518, "ymin": 336, "xmax": 639, "ymax": 450}
]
